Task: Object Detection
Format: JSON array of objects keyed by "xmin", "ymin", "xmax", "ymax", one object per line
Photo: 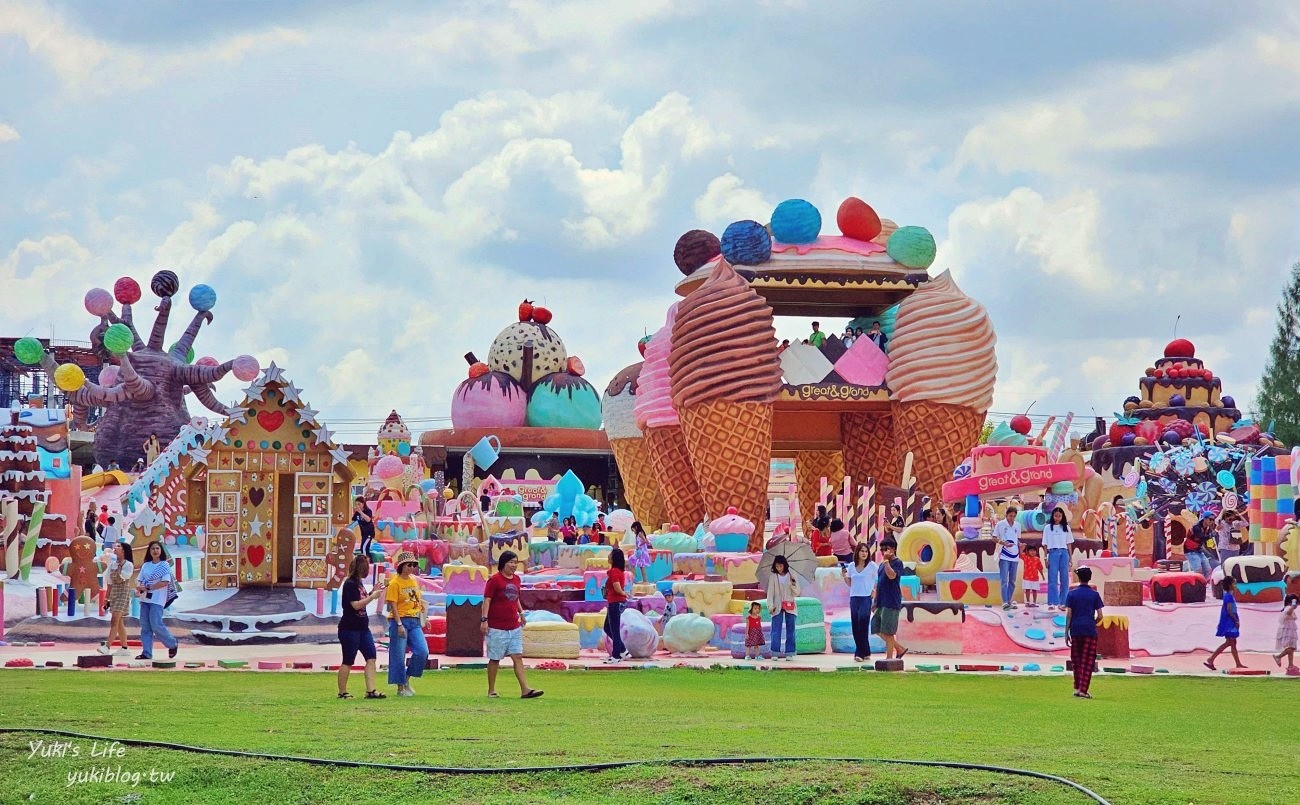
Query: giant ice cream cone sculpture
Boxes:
[
  {"xmin": 669, "ymin": 261, "xmax": 783, "ymax": 548},
  {"xmin": 885, "ymin": 270, "xmax": 997, "ymax": 497},
  {"xmin": 634, "ymin": 305, "xmax": 707, "ymax": 529},
  {"xmin": 603, "ymin": 361, "xmax": 669, "ymax": 530}
]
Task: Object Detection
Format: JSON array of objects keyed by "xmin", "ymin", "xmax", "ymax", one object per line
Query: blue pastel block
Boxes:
[
  {"xmin": 1250, "ymin": 470, "xmax": 1263, "ymax": 484},
  {"xmin": 646, "ymin": 552, "xmax": 673, "ymax": 583},
  {"xmin": 1024, "ymin": 663, "xmax": 1041, "ymax": 672},
  {"xmin": 1052, "ymin": 615, "xmax": 1067, "ymax": 627},
  {"xmin": 900, "ymin": 576, "xmax": 922, "ymax": 600},
  {"xmin": 1025, "ymin": 628, "xmax": 1046, "ymax": 640},
  {"xmin": 1279, "ymin": 498, "xmax": 1295, "ymax": 514}
]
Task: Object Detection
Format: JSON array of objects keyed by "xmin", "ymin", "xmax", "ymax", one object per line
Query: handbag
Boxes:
[{"xmin": 781, "ymin": 600, "xmax": 796, "ymax": 613}]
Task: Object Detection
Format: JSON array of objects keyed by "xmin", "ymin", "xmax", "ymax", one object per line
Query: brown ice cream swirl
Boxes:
[
  {"xmin": 669, "ymin": 260, "xmax": 782, "ymax": 409},
  {"xmin": 885, "ymin": 270, "xmax": 998, "ymax": 411}
]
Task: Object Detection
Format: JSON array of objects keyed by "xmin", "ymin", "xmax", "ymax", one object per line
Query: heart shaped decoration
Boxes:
[
  {"xmin": 971, "ymin": 577, "xmax": 990, "ymax": 598},
  {"xmin": 249, "ymin": 487, "xmax": 265, "ymax": 507},
  {"xmin": 234, "ymin": 456, "xmax": 245, "ymax": 466},
  {"xmin": 292, "ymin": 458, "xmax": 303, "ymax": 466},
  {"xmin": 948, "ymin": 579, "xmax": 968, "ymax": 600},
  {"xmin": 257, "ymin": 411, "xmax": 285, "ymax": 431},
  {"xmin": 223, "ymin": 516, "xmax": 235, "ymax": 528},
  {"xmin": 315, "ymin": 480, "xmax": 326, "ymax": 490},
  {"xmin": 246, "ymin": 545, "xmax": 266, "ymax": 567}
]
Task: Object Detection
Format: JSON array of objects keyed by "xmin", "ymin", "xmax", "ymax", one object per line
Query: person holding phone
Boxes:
[
  {"xmin": 872, "ymin": 539, "xmax": 908, "ymax": 661},
  {"xmin": 351, "ymin": 497, "xmax": 375, "ymax": 557},
  {"xmin": 766, "ymin": 555, "xmax": 800, "ymax": 660},
  {"xmin": 134, "ymin": 540, "xmax": 178, "ymax": 661},
  {"xmin": 840, "ymin": 542, "xmax": 878, "ymax": 662},
  {"xmin": 993, "ymin": 506, "xmax": 1022, "ymax": 611},
  {"xmin": 338, "ymin": 554, "xmax": 386, "ymax": 699}
]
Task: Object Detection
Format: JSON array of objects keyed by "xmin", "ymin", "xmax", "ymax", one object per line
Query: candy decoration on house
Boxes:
[
  {"xmin": 1248, "ymin": 454, "xmax": 1296, "ymax": 547},
  {"xmin": 11, "ymin": 271, "xmax": 260, "ymax": 468},
  {"xmin": 450, "ymin": 302, "xmax": 600, "ymax": 430}
]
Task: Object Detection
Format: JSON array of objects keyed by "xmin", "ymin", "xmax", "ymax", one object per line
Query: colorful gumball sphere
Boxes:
[
  {"xmin": 673, "ymin": 229, "xmax": 721, "ymax": 275},
  {"xmin": 232, "ymin": 355, "xmax": 260, "ymax": 382},
  {"xmin": 195, "ymin": 356, "xmax": 219, "ymax": 368},
  {"xmin": 720, "ymin": 220, "xmax": 772, "ymax": 265},
  {"xmin": 12, "ymin": 337, "xmax": 44, "ymax": 365},
  {"xmin": 836, "ymin": 197, "xmax": 882, "ymax": 241},
  {"xmin": 769, "ymin": 199, "xmax": 821, "ymax": 244},
  {"xmin": 1222, "ymin": 395, "xmax": 1236, "ymax": 408},
  {"xmin": 113, "ymin": 276, "xmax": 142, "ymax": 304},
  {"xmin": 164, "ymin": 534, "xmax": 176, "ymax": 546},
  {"xmin": 189, "ymin": 284, "xmax": 217, "ymax": 312},
  {"xmin": 98, "ymin": 365, "xmax": 120, "ymax": 386},
  {"xmin": 53, "ymin": 363, "xmax": 86, "ymax": 392},
  {"xmin": 84, "ymin": 288, "xmax": 114, "ymax": 317},
  {"xmin": 102, "ymin": 323, "xmax": 134, "ymax": 355},
  {"xmin": 886, "ymin": 226, "xmax": 937, "ymax": 269},
  {"xmin": 150, "ymin": 270, "xmax": 180, "ymax": 297},
  {"xmin": 173, "ymin": 345, "xmax": 195, "ymax": 363}
]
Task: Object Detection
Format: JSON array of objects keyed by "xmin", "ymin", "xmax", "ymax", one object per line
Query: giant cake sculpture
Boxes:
[
  {"xmin": 1088, "ymin": 339, "xmax": 1266, "ymax": 487},
  {"xmin": 611, "ymin": 194, "xmax": 999, "ymax": 528}
]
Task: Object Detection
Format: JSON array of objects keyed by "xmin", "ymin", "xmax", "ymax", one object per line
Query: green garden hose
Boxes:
[{"xmin": 0, "ymin": 727, "xmax": 1110, "ymax": 803}]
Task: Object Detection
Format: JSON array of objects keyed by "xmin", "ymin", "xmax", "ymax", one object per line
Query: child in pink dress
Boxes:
[{"xmin": 744, "ymin": 602, "xmax": 764, "ymax": 659}]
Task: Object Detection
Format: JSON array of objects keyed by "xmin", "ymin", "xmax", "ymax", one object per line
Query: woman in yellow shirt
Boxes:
[{"xmin": 384, "ymin": 550, "xmax": 428, "ymax": 697}]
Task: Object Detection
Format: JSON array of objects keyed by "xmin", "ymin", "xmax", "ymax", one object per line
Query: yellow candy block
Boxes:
[
  {"xmin": 678, "ymin": 581, "xmax": 734, "ymax": 615},
  {"xmin": 571, "ymin": 611, "xmax": 608, "ymax": 630},
  {"xmin": 583, "ymin": 556, "xmax": 610, "ymax": 570},
  {"xmin": 713, "ymin": 554, "xmax": 758, "ymax": 584}
]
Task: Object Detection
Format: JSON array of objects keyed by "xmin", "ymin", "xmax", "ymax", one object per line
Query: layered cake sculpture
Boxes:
[
  {"xmin": 605, "ymin": 194, "xmax": 999, "ymax": 537},
  {"xmin": 943, "ymin": 421, "xmax": 1079, "ymax": 503},
  {"xmin": 1089, "ymin": 339, "xmax": 1269, "ymax": 487}
]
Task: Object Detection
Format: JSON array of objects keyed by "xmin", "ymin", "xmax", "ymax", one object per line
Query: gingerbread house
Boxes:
[{"xmin": 173, "ymin": 364, "xmax": 352, "ymax": 589}]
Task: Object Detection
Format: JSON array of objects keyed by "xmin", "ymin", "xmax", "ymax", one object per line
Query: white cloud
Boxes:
[
  {"xmin": 0, "ymin": 123, "xmax": 18, "ymax": 143},
  {"xmin": 692, "ymin": 174, "xmax": 772, "ymax": 228}
]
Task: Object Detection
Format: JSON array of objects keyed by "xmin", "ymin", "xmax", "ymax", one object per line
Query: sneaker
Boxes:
[
  {"xmin": 1001, "ymin": 604, "xmax": 1012, "ymax": 611},
  {"xmin": 134, "ymin": 654, "xmax": 150, "ymax": 660},
  {"xmin": 167, "ymin": 646, "xmax": 178, "ymax": 659},
  {"xmin": 97, "ymin": 644, "xmax": 111, "ymax": 655},
  {"xmin": 397, "ymin": 688, "xmax": 414, "ymax": 697},
  {"xmin": 114, "ymin": 649, "xmax": 130, "ymax": 656},
  {"xmin": 603, "ymin": 656, "xmax": 619, "ymax": 664}
]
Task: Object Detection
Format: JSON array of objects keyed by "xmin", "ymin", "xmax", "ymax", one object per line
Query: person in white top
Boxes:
[
  {"xmin": 100, "ymin": 516, "xmax": 120, "ymax": 545},
  {"xmin": 993, "ymin": 506, "xmax": 1022, "ymax": 611},
  {"xmin": 840, "ymin": 542, "xmax": 879, "ymax": 662},
  {"xmin": 98, "ymin": 542, "xmax": 134, "ymax": 655},
  {"xmin": 1042, "ymin": 506, "xmax": 1075, "ymax": 610}
]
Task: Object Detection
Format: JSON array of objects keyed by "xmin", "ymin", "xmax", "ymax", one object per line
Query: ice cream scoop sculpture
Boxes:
[
  {"xmin": 602, "ymin": 362, "xmax": 670, "ymax": 530},
  {"xmin": 449, "ymin": 302, "xmax": 600, "ymax": 431},
  {"xmin": 635, "ymin": 305, "xmax": 707, "ymax": 530},
  {"xmin": 885, "ymin": 270, "xmax": 998, "ymax": 497},
  {"xmin": 669, "ymin": 261, "xmax": 783, "ymax": 547}
]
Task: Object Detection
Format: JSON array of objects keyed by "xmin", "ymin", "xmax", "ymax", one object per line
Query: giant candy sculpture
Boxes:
[
  {"xmin": 602, "ymin": 362, "xmax": 670, "ymax": 530},
  {"xmin": 12, "ymin": 271, "xmax": 259, "ymax": 468}
]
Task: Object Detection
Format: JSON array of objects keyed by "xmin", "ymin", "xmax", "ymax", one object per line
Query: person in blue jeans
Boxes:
[
  {"xmin": 1042, "ymin": 506, "xmax": 1075, "ymax": 610},
  {"xmin": 993, "ymin": 507, "xmax": 1022, "ymax": 610},
  {"xmin": 766, "ymin": 555, "xmax": 800, "ymax": 660},
  {"xmin": 384, "ymin": 550, "xmax": 428, "ymax": 696},
  {"xmin": 603, "ymin": 548, "xmax": 629, "ymax": 663},
  {"xmin": 134, "ymin": 541, "xmax": 178, "ymax": 661},
  {"xmin": 840, "ymin": 542, "xmax": 878, "ymax": 662}
]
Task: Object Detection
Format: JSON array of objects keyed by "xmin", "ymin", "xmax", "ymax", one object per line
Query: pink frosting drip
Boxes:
[
  {"xmin": 770, "ymin": 235, "xmax": 887, "ymax": 257},
  {"xmin": 634, "ymin": 305, "xmax": 680, "ymax": 430}
]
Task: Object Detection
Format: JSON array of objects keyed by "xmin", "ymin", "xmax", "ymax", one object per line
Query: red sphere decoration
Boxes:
[
  {"xmin": 673, "ymin": 230, "xmax": 722, "ymax": 275},
  {"xmin": 1009, "ymin": 414, "xmax": 1032, "ymax": 435},
  {"xmin": 1153, "ymin": 369, "xmax": 1165, "ymax": 378},
  {"xmin": 113, "ymin": 277, "xmax": 142, "ymax": 305},
  {"xmin": 836, "ymin": 197, "xmax": 882, "ymax": 241},
  {"xmin": 1163, "ymin": 338, "xmax": 1195, "ymax": 358}
]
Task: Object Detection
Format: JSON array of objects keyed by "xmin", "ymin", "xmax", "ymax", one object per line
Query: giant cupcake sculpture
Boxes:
[{"xmin": 613, "ymin": 194, "xmax": 999, "ymax": 525}]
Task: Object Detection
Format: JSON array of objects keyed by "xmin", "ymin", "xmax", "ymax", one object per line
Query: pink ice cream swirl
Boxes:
[
  {"xmin": 634, "ymin": 304, "xmax": 681, "ymax": 430},
  {"xmin": 884, "ymin": 270, "xmax": 998, "ymax": 412}
]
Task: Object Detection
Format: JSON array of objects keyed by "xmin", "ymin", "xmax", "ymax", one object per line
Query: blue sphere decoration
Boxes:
[
  {"xmin": 886, "ymin": 226, "xmax": 937, "ymax": 269},
  {"xmin": 1163, "ymin": 430, "xmax": 1181, "ymax": 445},
  {"xmin": 720, "ymin": 220, "xmax": 772, "ymax": 266},
  {"xmin": 770, "ymin": 199, "xmax": 821, "ymax": 244},
  {"xmin": 397, "ymin": 442, "xmax": 412, "ymax": 457},
  {"xmin": 189, "ymin": 284, "xmax": 217, "ymax": 312}
]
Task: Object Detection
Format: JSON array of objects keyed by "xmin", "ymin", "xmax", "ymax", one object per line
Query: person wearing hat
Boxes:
[
  {"xmin": 384, "ymin": 550, "xmax": 429, "ymax": 697},
  {"xmin": 1185, "ymin": 512, "xmax": 1215, "ymax": 579}
]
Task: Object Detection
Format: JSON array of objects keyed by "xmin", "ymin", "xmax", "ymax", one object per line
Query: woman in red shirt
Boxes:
[
  {"xmin": 603, "ymin": 547, "xmax": 629, "ymax": 663},
  {"xmin": 481, "ymin": 550, "xmax": 543, "ymax": 699}
]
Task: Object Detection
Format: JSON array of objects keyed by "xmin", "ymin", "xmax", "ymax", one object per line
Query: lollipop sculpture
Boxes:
[{"xmin": 12, "ymin": 270, "xmax": 259, "ymax": 468}]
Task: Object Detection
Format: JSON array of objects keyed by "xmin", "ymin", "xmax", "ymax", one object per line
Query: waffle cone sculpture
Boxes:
[
  {"xmin": 669, "ymin": 261, "xmax": 783, "ymax": 549},
  {"xmin": 634, "ymin": 305, "xmax": 706, "ymax": 528},
  {"xmin": 603, "ymin": 362, "xmax": 669, "ymax": 529},
  {"xmin": 840, "ymin": 411, "xmax": 895, "ymax": 483},
  {"xmin": 884, "ymin": 271, "xmax": 997, "ymax": 497},
  {"xmin": 794, "ymin": 449, "xmax": 846, "ymax": 527}
]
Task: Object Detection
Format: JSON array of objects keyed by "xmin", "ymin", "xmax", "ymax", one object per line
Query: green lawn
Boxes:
[{"xmin": 0, "ymin": 668, "xmax": 1296, "ymax": 804}]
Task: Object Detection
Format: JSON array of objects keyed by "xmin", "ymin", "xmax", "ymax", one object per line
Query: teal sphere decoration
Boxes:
[
  {"xmin": 102, "ymin": 323, "xmax": 134, "ymax": 356},
  {"xmin": 886, "ymin": 226, "xmax": 937, "ymax": 269},
  {"xmin": 13, "ymin": 337, "xmax": 44, "ymax": 365},
  {"xmin": 770, "ymin": 199, "xmax": 821, "ymax": 244},
  {"xmin": 189, "ymin": 284, "xmax": 217, "ymax": 312}
]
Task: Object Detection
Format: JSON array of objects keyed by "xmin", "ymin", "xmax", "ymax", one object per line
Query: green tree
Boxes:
[{"xmin": 1255, "ymin": 261, "xmax": 1300, "ymax": 445}]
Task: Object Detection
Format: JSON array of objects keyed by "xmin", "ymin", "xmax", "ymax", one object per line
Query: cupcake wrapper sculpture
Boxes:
[
  {"xmin": 603, "ymin": 362, "xmax": 669, "ymax": 530},
  {"xmin": 634, "ymin": 305, "xmax": 707, "ymax": 529},
  {"xmin": 794, "ymin": 450, "xmax": 846, "ymax": 531},
  {"xmin": 669, "ymin": 261, "xmax": 783, "ymax": 548},
  {"xmin": 884, "ymin": 271, "xmax": 998, "ymax": 497},
  {"xmin": 839, "ymin": 411, "xmax": 895, "ymax": 488}
]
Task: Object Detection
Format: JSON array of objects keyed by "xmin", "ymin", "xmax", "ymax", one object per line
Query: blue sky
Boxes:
[{"xmin": 3, "ymin": 0, "xmax": 1299, "ymax": 441}]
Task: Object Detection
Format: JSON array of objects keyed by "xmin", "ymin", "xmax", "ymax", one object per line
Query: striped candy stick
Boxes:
[
  {"xmin": 846, "ymin": 485, "xmax": 860, "ymax": 545},
  {"xmin": 1048, "ymin": 412, "xmax": 1074, "ymax": 461},
  {"xmin": 863, "ymin": 479, "xmax": 876, "ymax": 546},
  {"xmin": 820, "ymin": 477, "xmax": 835, "ymax": 520},
  {"xmin": 1124, "ymin": 514, "xmax": 1137, "ymax": 567},
  {"xmin": 904, "ymin": 475, "xmax": 919, "ymax": 527}
]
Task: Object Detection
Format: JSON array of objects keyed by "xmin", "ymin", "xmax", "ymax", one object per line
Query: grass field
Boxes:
[{"xmin": 1, "ymin": 668, "xmax": 1296, "ymax": 804}]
